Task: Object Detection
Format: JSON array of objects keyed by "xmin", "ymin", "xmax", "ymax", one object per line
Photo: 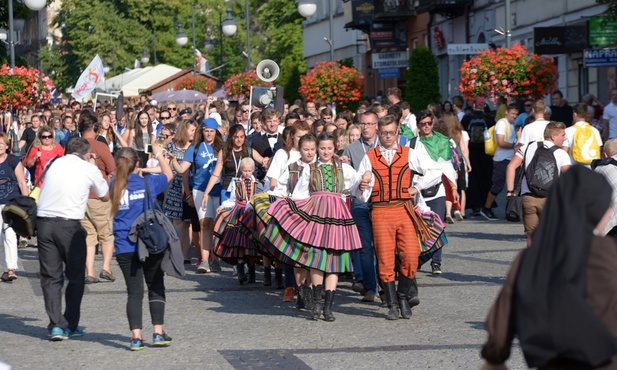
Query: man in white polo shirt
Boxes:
[
  {"xmin": 37, "ymin": 137, "xmax": 109, "ymax": 341},
  {"xmin": 519, "ymin": 100, "xmax": 551, "ymax": 146}
]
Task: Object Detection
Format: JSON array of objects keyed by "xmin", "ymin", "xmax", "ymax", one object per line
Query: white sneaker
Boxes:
[
  {"xmin": 196, "ymin": 261, "xmax": 211, "ymax": 274},
  {"xmin": 454, "ymin": 210, "xmax": 464, "ymax": 221}
]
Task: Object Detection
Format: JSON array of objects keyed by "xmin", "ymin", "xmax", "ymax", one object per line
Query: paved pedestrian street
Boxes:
[{"xmin": 0, "ymin": 217, "xmax": 528, "ymax": 369}]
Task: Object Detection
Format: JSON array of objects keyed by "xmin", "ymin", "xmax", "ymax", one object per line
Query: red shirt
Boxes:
[{"xmin": 26, "ymin": 144, "xmax": 64, "ymax": 184}]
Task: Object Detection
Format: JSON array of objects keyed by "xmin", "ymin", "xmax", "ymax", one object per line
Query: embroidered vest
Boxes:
[
  {"xmin": 287, "ymin": 162, "xmax": 304, "ymax": 195},
  {"xmin": 310, "ymin": 161, "xmax": 344, "ymax": 194},
  {"xmin": 233, "ymin": 178, "xmax": 257, "ymax": 202},
  {"xmin": 367, "ymin": 146, "xmax": 413, "ymax": 203}
]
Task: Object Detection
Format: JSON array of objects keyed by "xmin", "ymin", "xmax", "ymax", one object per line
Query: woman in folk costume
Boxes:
[
  {"xmin": 240, "ymin": 121, "xmax": 312, "ymax": 288},
  {"xmin": 213, "ymin": 157, "xmax": 260, "ymax": 285},
  {"xmin": 260, "ymin": 134, "xmax": 317, "ymax": 309},
  {"xmin": 265, "ymin": 132, "xmax": 371, "ymax": 322}
]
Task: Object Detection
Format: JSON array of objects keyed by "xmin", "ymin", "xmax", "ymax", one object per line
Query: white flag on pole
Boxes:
[
  {"xmin": 194, "ymin": 48, "xmax": 207, "ymax": 73},
  {"xmin": 71, "ymin": 54, "xmax": 105, "ymax": 101}
]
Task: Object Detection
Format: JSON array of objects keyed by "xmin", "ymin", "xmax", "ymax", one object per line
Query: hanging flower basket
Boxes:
[
  {"xmin": 223, "ymin": 70, "xmax": 273, "ymax": 99},
  {"xmin": 459, "ymin": 44, "xmax": 558, "ymax": 103},
  {"xmin": 299, "ymin": 61, "xmax": 364, "ymax": 109},
  {"xmin": 0, "ymin": 65, "xmax": 54, "ymax": 110},
  {"xmin": 175, "ymin": 76, "xmax": 216, "ymax": 95}
]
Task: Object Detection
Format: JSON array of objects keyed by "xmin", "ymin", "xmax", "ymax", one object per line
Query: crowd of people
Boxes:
[{"xmin": 2, "ymin": 84, "xmax": 617, "ymax": 362}]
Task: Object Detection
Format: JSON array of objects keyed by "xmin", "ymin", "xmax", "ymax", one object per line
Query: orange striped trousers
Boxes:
[{"xmin": 372, "ymin": 203, "xmax": 420, "ymax": 283}]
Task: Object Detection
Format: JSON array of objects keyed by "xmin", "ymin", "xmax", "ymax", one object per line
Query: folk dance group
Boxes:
[{"xmin": 211, "ymin": 116, "xmax": 446, "ymax": 321}]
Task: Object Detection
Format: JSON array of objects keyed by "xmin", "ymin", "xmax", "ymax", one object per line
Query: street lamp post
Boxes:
[
  {"xmin": 5, "ymin": 0, "xmax": 47, "ymax": 68},
  {"xmin": 245, "ymin": 0, "xmax": 250, "ymax": 71},
  {"xmin": 298, "ymin": 0, "xmax": 334, "ymax": 62}
]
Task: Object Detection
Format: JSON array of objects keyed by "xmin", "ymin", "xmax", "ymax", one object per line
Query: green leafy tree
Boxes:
[
  {"xmin": 405, "ymin": 47, "xmax": 441, "ymax": 113},
  {"xmin": 598, "ymin": 0, "xmax": 617, "ymax": 19}
]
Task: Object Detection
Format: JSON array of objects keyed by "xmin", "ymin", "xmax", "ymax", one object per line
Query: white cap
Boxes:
[
  {"xmin": 150, "ymin": 99, "xmax": 158, "ymax": 106},
  {"xmin": 209, "ymin": 112, "xmax": 222, "ymax": 126}
]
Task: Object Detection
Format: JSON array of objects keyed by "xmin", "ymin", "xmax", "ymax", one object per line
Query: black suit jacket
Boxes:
[{"xmin": 251, "ymin": 133, "xmax": 282, "ymax": 158}]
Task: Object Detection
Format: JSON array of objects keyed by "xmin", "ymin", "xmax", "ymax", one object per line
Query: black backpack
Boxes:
[
  {"xmin": 467, "ymin": 117, "xmax": 487, "ymax": 145},
  {"xmin": 524, "ymin": 142, "xmax": 559, "ymax": 198}
]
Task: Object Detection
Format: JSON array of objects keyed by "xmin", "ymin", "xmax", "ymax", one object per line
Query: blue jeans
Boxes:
[
  {"xmin": 426, "ymin": 196, "xmax": 446, "ymax": 266},
  {"xmin": 350, "ymin": 197, "xmax": 377, "ymax": 293}
]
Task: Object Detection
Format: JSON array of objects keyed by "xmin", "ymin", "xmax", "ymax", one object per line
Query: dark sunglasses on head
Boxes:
[{"xmin": 41, "ymin": 135, "xmax": 53, "ymax": 139}]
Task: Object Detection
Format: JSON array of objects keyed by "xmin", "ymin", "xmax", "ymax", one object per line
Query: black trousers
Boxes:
[
  {"xmin": 116, "ymin": 252, "xmax": 166, "ymax": 330},
  {"xmin": 37, "ymin": 218, "xmax": 87, "ymax": 331}
]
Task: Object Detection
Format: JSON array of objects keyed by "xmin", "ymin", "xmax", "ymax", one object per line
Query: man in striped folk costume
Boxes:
[{"xmin": 358, "ymin": 115, "xmax": 441, "ymax": 320}]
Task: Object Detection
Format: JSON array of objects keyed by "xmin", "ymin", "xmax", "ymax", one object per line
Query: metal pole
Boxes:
[
  {"xmin": 245, "ymin": 0, "xmax": 250, "ymax": 71},
  {"xmin": 112, "ymin": 46, "xmax": 116, "ymax": 76},
  {"xmin": 192, "ymin": 3, "xmax": 196, "ymax": 75},
  {"xmin": 153, "ymin": 32, "xmax": 157, "ymax": 65},
  {"xmin": 329, "ymin": 0, "xmax": 334, "ymax": 62},
  {"xmin": 505, "ymin": 0, "xmax": 511, "ymax": 48},
  {"xmin": 8, "ymin": 0, "xmax": 15, "ymax": 68},
  {"xmin": 219, "ymin": 13, "xmax": 223, "ymax": 78}
]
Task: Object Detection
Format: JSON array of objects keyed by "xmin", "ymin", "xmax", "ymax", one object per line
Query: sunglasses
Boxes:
[
  {"xmin": 419, "ymin": 120, "xmax": 433, "ymax": 127},
  {"xmin": 160, "ymin": 116, "xmax": 171, "ymax": 119},
  {"xmin": 168, "ymin": 107, "xmax": 177, "ymax": 111},
  {"xmin": 524, "ymin": 104, "xmax": 532, "ymax": 107},
  {"xmin": 242, "ymin": 109, "xmax": 250, "ymax": 113},
  {"xmin": 41, "ymin": 135, "xmax": 53, "ymax": 139}
]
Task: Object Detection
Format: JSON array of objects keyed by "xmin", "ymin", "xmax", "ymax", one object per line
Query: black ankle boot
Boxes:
[
  {"xmin": 274, "ymin": 268, "xmax": 284, "ymax": 289},
  {"xmin": 263, "ymin": 266, "xmax": 272, "ymax": 287},
  {"xmin": 297, "ymin": 283, "xmax": 307, "ymax": 309},
  {"xmin": 247, "ymin": 264, "xmax": 256, "ymax": 283},
  {"xmin": 323, "ymin": 290, "xmax": 336, "ymax": 322},
  {"xmin": 384, "ymin": 281, "xmax": 399, "ymax": 320},
  {"xmin": 304, "ymin": 285, "xmax": 314, "ymax": 311},
  {"xmin": 311, "ymin": 285, "xmax": 323, "ymax": 320},
  {"xmin": 397, "ymin": 275, "xmax": 413, "ymax": 319},
  {"xmin": 237, "ymin": 263, "xmax": 247, "ymax": 285},
  {"xmin": 407, "ymin": 277, "xmax": 420, "ymax": 308}
]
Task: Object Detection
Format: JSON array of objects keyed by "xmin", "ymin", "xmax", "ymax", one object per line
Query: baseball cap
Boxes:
[
  {"xmin": 475, "ymin": 97, "xmax": 487, "ymax": 105},
  {"xmin": 202, "ymin": 118, "xmax": 218, "ymax": 130}
]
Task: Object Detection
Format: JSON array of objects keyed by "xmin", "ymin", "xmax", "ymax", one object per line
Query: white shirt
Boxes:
[
  {"xmin": 291, "ymin": 161, "xmax": 362, "ymax": 200},
  {"xmin": 37, "ymin": 154, "xmax": 109, "ymax": 219},
  {"xmin": 357, "ymin": 144, "xmax": 442, "ymax": 203},
  {"xmin": 403, "ymin": 113, "xmax": 417, "ymax": 136},
  {"xmin": 603, "ymin": 101, "xmax": 617, "ymax": 139},
  {"xmin": 266, "ymin": 148, "xmax": 302, "ymax": 197},
  {"xmin": 493, "ymin": 118, "xmax": 517, "ymax": 162},
  {"xmin": 516, "ymin": 141, "xmax": 571, "ymax": 194},
  {"xmin": 519, "ymin": 119, "xmax": 550, "ymax": 146},
  {"xmin": 408, "ymin": 139, "xmax": 455, "ymax": 201},
  {"xmin": 563, "ymin": 121, "xmax": 603, "ymax": 166}
]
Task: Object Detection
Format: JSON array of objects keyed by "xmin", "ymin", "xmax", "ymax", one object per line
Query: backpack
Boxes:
[
  {"xmin": 135, "ymin": 179, "xmax": 169, "ymax": 255},
  {"xmin": 571, "ymin": 123, "xmax": 600, "ymax": 165},
  {"xmin": 524, "ymin": 142, "xmax": 559, "ymax": 198},
  {"xmin": 467, "ymin": 116, "xmax": 487, "ymax": 145},
  {"xmin": 484, "ymin": 119, "xmax": 510, "ymax": 156}
]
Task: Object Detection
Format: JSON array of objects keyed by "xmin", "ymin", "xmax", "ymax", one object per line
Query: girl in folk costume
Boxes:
[
  {"xmin": 261, "ymin": 134, "xmax": 317, "ymax": 309},
  {"xmin": 265, "ymin": 132, "xmax": 371, "ymax": 322},
  {"xmin": 213, "ymin": 157, "xmax": 260, "ymax": 285},
  {"xmin": 242, "ymin": 121, "xmax": 312, "ymax": 288}
]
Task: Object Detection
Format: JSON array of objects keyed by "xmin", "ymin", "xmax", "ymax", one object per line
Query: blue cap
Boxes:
[{"xmin": 202, "ymin": 118, "xmax": 218, "ymax": 130}]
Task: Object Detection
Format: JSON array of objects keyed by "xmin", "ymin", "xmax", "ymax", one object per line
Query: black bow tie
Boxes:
[{"xmin": 267, "ymin": 134, "xmax": 277, "ymax": 139}]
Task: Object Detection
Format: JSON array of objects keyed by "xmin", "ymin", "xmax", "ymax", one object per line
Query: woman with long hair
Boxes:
[
  {"xmin": 24, "ymin": 126, "xmax": 64, "ymax": 184},
  {"xmin": 164, "ymin": 120, "xmax": 199, "ymax": 263},
  {"xmin": 110, "ymin": 146, "xmax": 174, "ymax": 351},
  {"xmin": 264, "ymin": 132, "xmax": 369, "ymax": 322},
  {"xmin": 98, "ymin": 111, "xmax": 127, "ymax": 153},
  {"xmin": 441, "ymin": 111, "xmax": 471, "ymax": 218},
  {"xmin": 122, "ymin": 110, "xmax": 154, "ymax": 168},
  {"xmin": 170, "ymin": 118, "xmax": 223, "ymax": 274}
]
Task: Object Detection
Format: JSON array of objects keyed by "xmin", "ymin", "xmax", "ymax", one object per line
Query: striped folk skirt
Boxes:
[
  {"xmin": 213, "ymin": 201, "xmax": 258, "ymax": 265},
  {"xmin": 264, "ymin": 192, "xmax": 361, "ymax": 273}
]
